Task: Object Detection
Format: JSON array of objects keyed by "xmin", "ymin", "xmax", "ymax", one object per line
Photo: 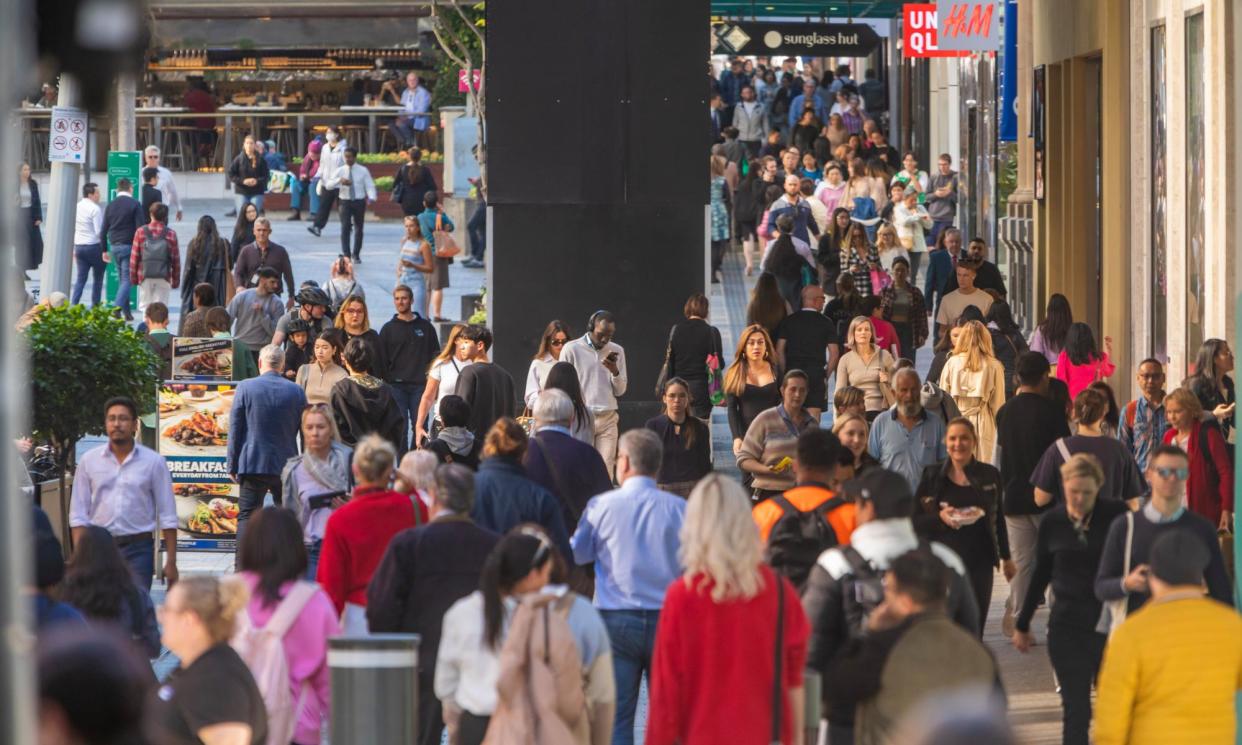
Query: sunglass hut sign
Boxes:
[{"xmin": 713, "ymin": 22, "xmax": 881, "ymax": 57}]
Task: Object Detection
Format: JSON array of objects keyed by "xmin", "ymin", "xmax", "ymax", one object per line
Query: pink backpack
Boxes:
[{"xmin": 231, "ymin": 581, "xmax": 320, "ymax": 745}]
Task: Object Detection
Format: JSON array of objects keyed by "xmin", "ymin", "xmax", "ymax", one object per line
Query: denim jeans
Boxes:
[
  {"xmin": 601, "ymin": 609, "xmax": 660, "ymax": 745},
  {"xmin": 71, "ymin": 243, "xmax": 106, "ymax": 306},
  {"xmin": 305, "ymin": 539, "xmax": 323, "ymax": 581},
  {"xmin": 467, "ymin": 201, "xmax": 486, "ymax": 262},
  {"xmin": 119, "ymin": 537, "xmax": 156, "ymax": 592},
  {"xmin": 290, "ymin": 178, "xmax": 321, "ymax": 214},
  {"xmin": 388, "ymin": 381, "xmax": 425, "ymax": 453},
  {"xmin": 234, "ymin": 193, "xmax": 265, "ymax": 214},
  {"xmin": 111, "ymin": 245, "xmax": 133, "ymax": 312},
  {"xmin": 236, "ymin": 474, "xmax": 282, "ymax": 547}
]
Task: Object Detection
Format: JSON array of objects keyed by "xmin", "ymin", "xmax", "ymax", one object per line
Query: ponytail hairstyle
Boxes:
[
  {"xmin": 176, "ymin": 576, "xmax": 250, "ymax": 644},
  {"xmin": 479, "ymin": 533, "xmax": 552, "ymax": 649}
]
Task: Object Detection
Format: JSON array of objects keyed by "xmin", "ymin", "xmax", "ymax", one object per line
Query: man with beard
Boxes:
[{"xmin": 866, "ymin": 368, "xmax": 947, "ymax": 492}]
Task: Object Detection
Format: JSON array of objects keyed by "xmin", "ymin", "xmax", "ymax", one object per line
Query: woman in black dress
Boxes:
[
  {"xmin": 913, "ymin": 417, "xmax": 1013, "ymax": 634},
  {"xmin": 18, "ymin": 162, "xmax": 42, "ymax": 271},
  {"xmin": 230, "ymin": 202, "xmax": 259, "ymax": 265},
  {"xmin": 181, "ymin": 215, "xmax": 231, "ymax": 314},
  {"xmin": 1185, "ymin": 338, "xmax": 1236, "ymax": 443},
  {"xmin": 395, "ymin": 147, "xmax": 438, "ymax": 217},
  {"xmin": 646, "ymin": 378, "xmax": 712, "ymax": 497},
  {"xmin": 723, "ymin": 324, "xmax": 781, "ymax": 460},
  {"xmin": 664, "ymin": 293, "xmax": 725, "ymax": 422}
]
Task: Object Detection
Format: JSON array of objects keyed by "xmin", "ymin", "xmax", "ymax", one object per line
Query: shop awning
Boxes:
[
  {"xmin": 148, "ymin": 1, "xmax": 431, "ymax": 48},
  {"xmin": 711, "ymin": 0, "xmax": 906, "ymax": 19}
]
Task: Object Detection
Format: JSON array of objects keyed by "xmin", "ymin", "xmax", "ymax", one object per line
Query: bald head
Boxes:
[
  {"xmin": 784, "ymin": 174, "xmax": 801, "ymax": 196},
  {"xmin": 800, "ymin": 284, "xmax": 826, "ymax": 310}
]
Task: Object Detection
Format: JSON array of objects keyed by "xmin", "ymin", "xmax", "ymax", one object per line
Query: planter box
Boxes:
[
  {"xmin": 368, "ymin": 163, "xmax": 401, "ymax": 179},
  {"xmin": 265, "ymin": 192, "xmax": 292, "ymax": 211},
  {"xmin": 371, "ymin": 200, "xmax": 406, "ymax": 220},
  {"xmin": 36, "ymin": 476, "xmax": 73, "ymax": 557}
]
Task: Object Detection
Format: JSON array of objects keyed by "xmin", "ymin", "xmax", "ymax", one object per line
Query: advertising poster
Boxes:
[
  {"xmin": 171, "ymin": 337, "xmax": 234, "ymax": 381},
  {"xmin": 158, "ymin": 382, "xmax": 238, "ymax": 551}
]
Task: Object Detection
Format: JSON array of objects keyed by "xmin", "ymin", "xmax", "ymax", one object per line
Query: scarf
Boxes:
[{"xmin": 302, "ymin": 447, "xmax": 349, "ymax": 494}]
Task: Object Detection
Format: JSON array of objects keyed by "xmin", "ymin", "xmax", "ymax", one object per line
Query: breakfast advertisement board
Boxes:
[{"xmin": 158, "ymin": 379, "xmax": 238, "ymax": 551}]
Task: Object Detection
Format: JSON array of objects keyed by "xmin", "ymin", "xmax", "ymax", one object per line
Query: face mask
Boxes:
[{"xmin": 326, "ymin": 132, "xmax": 338, "ymax": 144}]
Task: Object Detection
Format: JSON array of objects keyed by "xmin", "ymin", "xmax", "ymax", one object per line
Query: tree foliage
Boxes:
[
  {"xmin": 27, "ymin": 304, "xmax": 159, "ymax": 471},
  {"xmin": 429, "ymin": 2, "xmax": 484, "ymax": 111}
]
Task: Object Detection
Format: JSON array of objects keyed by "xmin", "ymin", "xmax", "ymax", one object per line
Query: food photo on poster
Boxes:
[
  {"xmin": 158, "ymin": 381, "xmax": 238, "ymax": 550},
  {"xmin": 171, "ymin": 337, "xmax": 234, "ymax": 381}
]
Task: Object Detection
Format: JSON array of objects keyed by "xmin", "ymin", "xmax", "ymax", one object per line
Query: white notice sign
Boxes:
[{"xmin": 48, "ymin": 107, "xmax": 88, "ymax": 163}]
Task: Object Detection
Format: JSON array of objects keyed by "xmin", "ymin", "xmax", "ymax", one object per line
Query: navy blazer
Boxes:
[
  {"xmin": 227, "ymin": 371, "xmax": 307, "ymax": 476},
  {"xmin": 470, "ymin": 457, "xmax": 571, "ymax": 559},
  {"xmin": 521, "ymin": 429, "xmax": 613, "ymax": 532}
]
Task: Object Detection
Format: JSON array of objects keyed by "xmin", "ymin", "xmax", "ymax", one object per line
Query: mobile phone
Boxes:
[{"xmin": 606, "ymin": 351, "xmax": 619, "ymax": 362}]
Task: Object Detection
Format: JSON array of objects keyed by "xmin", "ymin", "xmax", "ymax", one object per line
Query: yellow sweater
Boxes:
[{"xmin": 1094, "ymin": 594, "xmax": 1242, "ymax": 745}]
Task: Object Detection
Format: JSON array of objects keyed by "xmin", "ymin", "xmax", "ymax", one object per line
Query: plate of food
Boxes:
[
  {"xmin": 161, "ymin": 410, "xmax": 229, "ymax": 454},
  {"xmin": 183, "ymin": 497, "xmax": 239, "ymax": 536},
  {"xmin": 178, "ymin": 350, "xmax": 232, "ymax": 378},
  {"xmin": 158, "ymin": 389, "xmax": 185, "ymax": 415},
  {"xmin": 948, "ymin": 506, "xmax": 986, "ymax": 527}
]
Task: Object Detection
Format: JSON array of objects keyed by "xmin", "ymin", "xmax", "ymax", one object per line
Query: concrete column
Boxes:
[
  {"xmin": 39, "ymin": 74, "xmax": 81, "ymax": 298},
  {"xmin": 115, "ymin": 75, "xmax": 137, "ymax": 151}
]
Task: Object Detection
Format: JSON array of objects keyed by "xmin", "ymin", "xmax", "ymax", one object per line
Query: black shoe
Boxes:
[
  {"xmin": 123, "ymin": 308, "xmax": 134, "ymax": 322},
  {"xmin": 286, "ymin": 211, "xmax": 301, "ymax": 221},
  {"xmin": 307, "ymin": 226, "xmax": 321, "ymax": 237},
  {"xmin": 225, "ymin": 209, "xmax": 237, "ymax": 217},
  {"xmin": 462, "ymin": 259, "xmax": 484, "ymax": 269},
  {"xmin": 352, "ymin": 255, "xmax": 362, "ymax": 264}
]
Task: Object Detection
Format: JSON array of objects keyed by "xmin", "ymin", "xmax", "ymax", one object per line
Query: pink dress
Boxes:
[
  {"xmin": 238, "ymin": 573, "xmax": 341, "ymax": 745},
  {"xmin": 1055, "ymin": 350, "xmax": 1116, "ymax": 399}
]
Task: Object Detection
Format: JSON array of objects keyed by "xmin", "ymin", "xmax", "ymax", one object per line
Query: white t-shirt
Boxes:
[
  {"xmin": 430, "ymin": 356, "xmax": 473, "ymax": 419},
  {"xmin": 935, "ymin": 289, "xmax": 994, "ymax": 326}
]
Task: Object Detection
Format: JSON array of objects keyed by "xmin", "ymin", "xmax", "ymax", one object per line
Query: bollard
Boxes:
[
  {"xmin": 804, "ymin": 670, "xmax": 822, "ymax": 745},
  {"xmin": 329, "ymin": 634, "xmax": 420, "ymax": 744}
]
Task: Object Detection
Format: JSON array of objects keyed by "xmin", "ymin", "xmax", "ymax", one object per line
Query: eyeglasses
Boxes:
[
  {"xmin": 344, "ymin": 308, "xmax": 364, "ymax": 315},
  {"xmin": 1153, "ymin": 467, "xmax": 1189, "ymax": 481}
]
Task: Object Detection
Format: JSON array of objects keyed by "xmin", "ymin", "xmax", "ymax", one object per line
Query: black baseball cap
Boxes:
[{"xmin": 842, "ymin": 468, "xmax": 914, "ymax": 519}]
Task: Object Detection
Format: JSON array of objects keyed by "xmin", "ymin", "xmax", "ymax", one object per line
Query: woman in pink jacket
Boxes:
[
  {"xmin": 1055, "ymin": 322, "xmax": 1115, "ymax": 399},
  {"xmin": 236, "ymin": 507, "xmax": 341, "ymax": 745}
]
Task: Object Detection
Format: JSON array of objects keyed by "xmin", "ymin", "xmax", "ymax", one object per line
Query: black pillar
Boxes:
[{"xmin": 488, "ymin": 0, "xmax": 709, "ymax": 430}]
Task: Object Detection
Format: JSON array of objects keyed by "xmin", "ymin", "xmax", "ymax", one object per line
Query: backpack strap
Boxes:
[
  {"xmin": 813, "ymin": 496, "xmax": 847, "ymax": 517},
  {"xmin": 1054, "ymin": 437, "xmax": 1072, "ymax": 463},
  {"xmin": 840, "ymin": 545, "xmax": 876, "ymax": 578},
  {"xmin": 770, "ymin": 492, "xmax": 798, "ymax": 516},
  {"xmin": 1124, "ymin": 400, "xmax": 1138, "ymax": 431},
  {"xmin": 263, "ymin": 581, "xmax": 320, "ymax": 638}
]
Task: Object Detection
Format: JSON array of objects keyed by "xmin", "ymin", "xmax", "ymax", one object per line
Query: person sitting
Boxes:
[{"xmin": 423, "ymin": 395, "xmax": 482, "ymax": 469}]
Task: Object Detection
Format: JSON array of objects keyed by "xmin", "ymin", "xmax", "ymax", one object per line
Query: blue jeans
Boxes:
[
  {"xmin": 112, "ymin": 245, "xmax": 132, "ymax": 312},
  {"xmin": 389, "ymin": 381, "xmax": 425, "ymax": 452},
  {"xmin": 236, "ymin": 474, "xmax": 282, "ymax": 548},
  {"xmin": 305, "ymin": 539, "xmax": 323, "ymax": 581},
  {"xmin": 291, "ymin": 178, "xmax": 320, "ymax": 214},
  {"xmin": 601, "ymin": 609, "xmax": 660, "ymax": 745},
  {"xmin": 119, "ymin": 537, "xmax": 156, "ymax": 592},
  {"xmin": 71, "ymin": 243, "xmax": 106, "ymax": 306},
  {"xmin": 234, "ymin": 193, "xmax": 265, "ymax": 214},
  {"xmin": 467, "ymin": 201, "xmax": 486, "ymax": 262}
]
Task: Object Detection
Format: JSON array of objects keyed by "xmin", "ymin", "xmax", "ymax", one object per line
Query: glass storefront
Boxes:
[
  {"xmin": 1185, "ymin": 13, "xmax": 1205, "ymax": 359},
  {"xmin": 1150, "ymin": 25, "xmax": 1167, "ymax": 364}
]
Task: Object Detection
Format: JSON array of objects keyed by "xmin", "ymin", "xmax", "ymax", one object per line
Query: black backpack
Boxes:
[{"xmin": 765, "ymin": 493, "xmax": 846, "ymax": 590}]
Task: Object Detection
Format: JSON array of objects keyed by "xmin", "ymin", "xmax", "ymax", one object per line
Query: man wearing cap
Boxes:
[
  {"xmin": 867, "ymin": 368, "xmax": 946, "ymax": 492},
  {"xmin": 1094, "ymin": 444, "xmax": 1232, "ymax": 615},
  {"xmin": 1094, "ymin": 529, "xmax": 1242, "ymax": 745},
  {"xmin": 802, "ymin": 467, "xmax": 980, "ymax": 745},
  {"xmin": 272, "ymin": 284, "xmax": 332, "ymax": 346}
]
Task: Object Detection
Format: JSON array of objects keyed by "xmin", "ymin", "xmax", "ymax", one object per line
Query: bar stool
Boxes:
[
  {"xmin": 136, "ymin": 122, "xmax": 154, "ymax": 153},
  {"xmin": 378, "ymin": 128, "xmax": 400, "ymax": 154},
  {"xmin": 268, "ymin": 124, "xmax": 298, "ymax": 159},
  {"xmin": 341, "ymin": 125, "xmax": 367, "ymax": 152},
  {"xmin": 161, "ymin": 126, "xmax": 198, "ymax": 172}
]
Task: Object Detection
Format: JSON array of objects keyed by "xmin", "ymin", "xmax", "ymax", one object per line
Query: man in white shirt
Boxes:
[
  {"xmin": 385, "ymin": 72, "xmax": 432, "ymax": 150},
  {"xmin": 334, "ymin": 147, "xmax": 377, "ymax": 262},
  {"xmin": 560, "ymin": 310, "xmax": 628, "ymax": 479},
  {"xmin": 71, "ymin": 182, "xmax": 107, "ymax": 306},
  {"xmin": 70, "ymin": 396, "xmax": 179, "ymax": 591},
  {"xmin": 142, "ymin": 146, "xmax": 182, "ymax": 222}
]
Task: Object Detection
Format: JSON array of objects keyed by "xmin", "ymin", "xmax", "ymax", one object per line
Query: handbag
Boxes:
[
  {"xmin": 516, "ymin": 405, "xmax": 535, "ymax": 436},
  {"xmin": 769, "ymin": 575, "xmax": 786, "ymax": 745},
  {"xmin": 391, "ymin": 171, "xmax": 407, "ymax": 203},
  {"xmin": 706, "ymin": 353, "xmax": 725, "ymax": 407},
  {"xmin": 653, "ymin": 326, "xmax": 675, "ymax": 397},
  {"xmin": 433, "ymin": 213, "xmax": 461, "ymax": 259},
  {"xmin": 1097, "ymin": 511, "xmax": 1134, "ymax": 635},
  {"xmin": 869, "ymin": 267, "xmax": 891, "ymax": 294},
  {"xmin": 899, "ymin": 234, "xmax": 915, "ymax": 250}
]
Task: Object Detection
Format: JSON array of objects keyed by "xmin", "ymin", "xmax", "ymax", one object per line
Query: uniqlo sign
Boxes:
[{"xmin": 903, "ymin": 1, "xmax": 1002, "ymax": 58}]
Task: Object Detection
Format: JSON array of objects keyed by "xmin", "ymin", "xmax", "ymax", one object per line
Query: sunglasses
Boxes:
[
  {"xmin": 549, "ymin": 338, "xmax": 566, "ymax": 347},
  {"xmin": 1153, "ymin": 467, "xmax": 1189, "ymax": 481}
]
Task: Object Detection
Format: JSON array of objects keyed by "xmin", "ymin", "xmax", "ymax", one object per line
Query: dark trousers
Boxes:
[
  {"xmin": 966, "ymin": 560, "xmax": 995, "ymax": 635},
  {"xmin": 389, "ymin": 381, "xmax": 426, "ymax": 452},
  {"xmin": 457, "ymin": 711, "xmax": 490, "ymax": 745},
  {"xmin": 71, "ymin": 243, "xmax": 106, "ymax": 306},
  {"xmin": 467, "ymin": 201, "xmax": 486, "ymax": 262},
  {"xmin": 827, "ymin": 721, "xmax": 855, "ymax": 745},
  {"xmin": 339, "ymin": 199, "xmax": 367, "ymax": 258},
  {"xmin": 907, "ymin": 250, "xmax": 923, "ymax": 283},
  {"xmin": 119, "ymin": 537, "xmax": 155, "ymax": 592},
  {"xmin": 236, "ymin": 474, "xmax": 282, "ymax": 546},
  {"xmin": 710, "ymin": 239, "xmax": 727, "ymax": 277},
  {"xmin": 892, "ymin": 320, "xmax": 915, "ymax": 364},
  {"xmin": 1047, "ymin": 624, "xmax": 1106, "ymax": 745},
  {"xmin": 417, "ymin": 671, "xmax": 445, "ymax": 745},
  {"xmin": 313, "ymin": 187, "xmax": 340, "ymax": 230},
  {"xmin": 601, "ymin": 609, "xmax": 660, "ymax": 745}
]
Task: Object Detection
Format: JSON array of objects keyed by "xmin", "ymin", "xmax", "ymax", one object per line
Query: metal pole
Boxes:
[
  {"xmin": 0, "ymin": 0, "xmax": 37, "ymax": 737},
  {"xmin": 116, "ymin": 75, "xmax": 137, "ymax": 152},
  {"xmin": 39, "ymin": 74, "xmax": 81, "ymax": 298},
  {"xmin": 329, "ymin": 634, "xmax": 420, "ymax": 744}
]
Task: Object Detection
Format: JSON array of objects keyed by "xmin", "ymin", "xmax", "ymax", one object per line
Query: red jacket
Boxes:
[
  {"xmin": 129, "ymin": 221, "xmax": 181, "ymax": 287},
  {"xmin": 316, "ymin": 486, "xmax": 427, "ymax": 614},
  {"xmin": 646, "ymin": 566, "xmax": 809, "ymax": 745},
  {"xmin": 1163, "ymin": 421, "xmax": 1233, "ymax": 526}
]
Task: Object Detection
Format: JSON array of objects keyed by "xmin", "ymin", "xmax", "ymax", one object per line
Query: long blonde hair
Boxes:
[
  {"xmin": 951, "ymin": 320, "xmax": 995, "ymax": 372},
  {"xmin": 723, "ymin": 324, "xmax": 776, "ymax": 397},
  {"xmin": 680, "ymin": 474, "xmax": 763, "ymax": 603},
  {"xmin": 875, "ymin": 224, "xmax": 898, "ymax": 251},
  {"xmin": 428, "ymin": 323, "xmax": 467, "ymax": 373},
  {"xmin": 845, "ymin": 316, "xmax": 874, "ymax": 352}
]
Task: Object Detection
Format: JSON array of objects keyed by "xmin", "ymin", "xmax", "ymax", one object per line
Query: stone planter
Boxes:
[
  {"xmin": 371, "ymin": 199, "xmax": 406, "ymax": 220},
  {"xmin": 265, "ymin": 192, "xmax": 292, "ymax": 211}
]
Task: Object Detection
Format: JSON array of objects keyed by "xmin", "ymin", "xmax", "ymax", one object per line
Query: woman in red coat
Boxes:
[
  {"xmin": 646, "ymin": 473, "xmax": 809, "ymax": 745},
  {"xmin": 1163, "ymin": 388, "xmax": 1233, "ymax": 530}
]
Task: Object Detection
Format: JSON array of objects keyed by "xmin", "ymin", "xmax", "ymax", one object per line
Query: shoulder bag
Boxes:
[
  {"xmin": 1097, "ymin": 511, "xmax": 1134, "ymax": 635},
  {"xmin": 433, "ymin": 212, "xmax": 461, "ymax": 259},
  {"xmin": 653, "ymin": 325, "xmax": 676, "ymax": 397}
]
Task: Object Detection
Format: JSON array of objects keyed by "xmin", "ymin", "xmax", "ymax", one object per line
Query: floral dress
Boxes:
[{"xmin": 710, "ymin": 176, "xmax": 731, "ymax": 242}]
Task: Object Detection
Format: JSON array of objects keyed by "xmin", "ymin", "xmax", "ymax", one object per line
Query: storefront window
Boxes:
[
  {"xmin": 1151, "ymin": 26, "xmax": 1167, "ymax": 363},
  {"xmin": 1185, "ymin": 14, "xmax": 1205, "ymax": 357}
]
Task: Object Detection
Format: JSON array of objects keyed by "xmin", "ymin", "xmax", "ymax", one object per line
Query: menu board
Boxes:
[
  {"xmin": 171, "ymin": 337, "xmax": 234, "ymax": 382},
  {"xmin": 158, "ymin": 382, "xmax": 238, "ymax": 551}
]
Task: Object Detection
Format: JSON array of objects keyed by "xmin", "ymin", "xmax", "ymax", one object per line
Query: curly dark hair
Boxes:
[{"xmin": 59, "ymin": 526, "xmax": 139, "ymax": 622}]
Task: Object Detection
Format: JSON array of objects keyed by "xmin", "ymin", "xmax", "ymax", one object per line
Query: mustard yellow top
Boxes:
[{"xmin": 1094, "ymin": 593, "xmax": 1242, "ymax": 745}]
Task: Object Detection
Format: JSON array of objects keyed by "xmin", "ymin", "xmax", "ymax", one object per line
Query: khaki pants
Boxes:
[
  {"xmin": 1005, "ymin": 513, "xmax": 1046, "ymax": 620},
  {"xmin": 593, "ymin": 409, "xmax": 620, "ymax": 480},
  {"xmin": 139, "ymin": 278, "xmax": 171, "ymax": 314}
]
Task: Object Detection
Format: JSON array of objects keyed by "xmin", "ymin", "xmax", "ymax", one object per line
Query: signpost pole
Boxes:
[{"xmin": 39, "ymin": 74, "xmax": 82, "ymax": 298}]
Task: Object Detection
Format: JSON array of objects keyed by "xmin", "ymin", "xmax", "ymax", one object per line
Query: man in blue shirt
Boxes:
[
  {"xmin": 385, "ymin": 72, "xmax": 432, "ymax": 150},
  {"xmin": 1118, "ymin": 358, "xmax": 1170, "ymax": 472},
  {"xmin": 788, "ymin": 80, "xmax": 828, "ymax": 128},
  {"xmin": 868, "ymin": 369, "xmax": 947, "ymax": 491},
  {"xmin": 572, "ymin": 429, "xmax": 685, "ymax": 745}
]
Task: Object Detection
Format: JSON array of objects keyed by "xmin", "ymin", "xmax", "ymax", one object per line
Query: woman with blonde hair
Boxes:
[
  {"xmin": 938, "ymin": 320, "xmax": 1007, "ymax": 462},
  {"xmin": 724, "ymin": 324, "xmax": 781, "ymax": 458},
  {"xmin": 832, "ymin": 412, "xmax": 878, "ymax": 479},
  {"xmin": 843, "ymin": 156, "xmax": 871, "ymax": 212},
  {"xmin": 416, "ymin": 323, "xmax": 474, "ymax": 445},
  {"xmin": 874, "ymin": 223, "xmax": 907, "ymax": 272},
  {"xmin": 1162, "ymin": 387, "xmax": 1233, "ymax": 529},
  {"xmin": 646, "ymin": 474, "xmax": 808, "ymax": 745},
  {"xmin": 150, "ymin": 576, "xmax": 269, "ymax": 744},
  {"xmin": 281, "ymin": 403, "xmax": 352, "ymax": 578},
  {"xmin": 834, "ymin": 315, "xmax": 895, "ymax": 421}
]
